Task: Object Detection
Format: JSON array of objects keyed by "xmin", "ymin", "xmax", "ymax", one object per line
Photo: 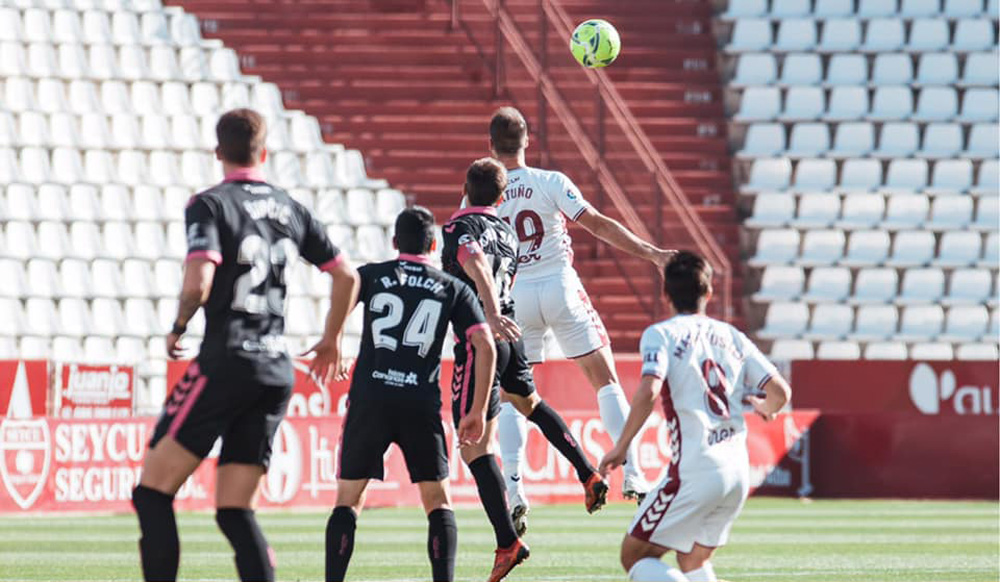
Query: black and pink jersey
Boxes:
[{"xmin": 441, "ymin": 206, "xmax": 519, "ymax": 317}]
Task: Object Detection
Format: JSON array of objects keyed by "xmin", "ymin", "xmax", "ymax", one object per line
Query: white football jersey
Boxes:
[
  {"xmin": 496, "ymin": 166, "xmax": 590, "ymax": 282},
  {"xmin": 640, "ymin": 314, "xmax": 778, "ymax": 475}
]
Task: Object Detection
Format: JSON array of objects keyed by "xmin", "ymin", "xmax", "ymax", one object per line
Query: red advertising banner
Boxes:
[
  {"xmin": 0, "ymin": 360, "xmax": 49, "ymax": 418},
  {"xmin": 790, "ymin": 360, "xmax": 999, "ymax": 415},
  {"xmin": 53, "ymin": 363, "xmax": 135, "ymax": 419},
  {"xmin": 0, "ymin": 408, "xmax": 816, "ymax": 513}
]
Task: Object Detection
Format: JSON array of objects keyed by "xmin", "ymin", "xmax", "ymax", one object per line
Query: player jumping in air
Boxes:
[
  {"xmin": 599, "ymin": 251, "xmax": 792, "ymax": 582},
  {"xmin": 488, "ymin": 107, "xmax": 676, "ymax": 530},
  {"xmin": 441, "ymin": 158, "xmax": 610, "ymax": 580},
  {"xmin": 132, "ymin": 109, "xmax": 360, "ymax": 582},
  {"xmin": 325, "ymin": 206, "xmax": 498, "ymax": 582}
]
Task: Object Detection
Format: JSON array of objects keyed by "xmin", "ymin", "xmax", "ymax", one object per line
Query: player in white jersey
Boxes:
[
  {"xmin": 599, "ymin": 251, "xmax": 791, "ymax": 582},
  {"xmin": 487, "ymin": 107, "xmax": 676, "ymax": 531}
]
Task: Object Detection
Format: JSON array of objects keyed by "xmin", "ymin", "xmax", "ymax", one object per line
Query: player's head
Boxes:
[
  {"xmin": 394, "ymin": 206, "xmax": 437, "ymax": 255},
  {"xmin": 215, "ymin": 108, "xmax": 267, "ymax": 167},
  {"xmin": 464, "ymin": 158, "xmax": 508, "ymax": 206},
  {"xmin": 663, "ymin": 250, "xmax": 713, "ymax": 314},
  {"xmin": 489, "ymin": 107, "xmax": 528, "ymax": 156}
]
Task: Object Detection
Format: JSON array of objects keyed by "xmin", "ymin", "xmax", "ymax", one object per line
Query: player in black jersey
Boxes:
[
  {"xmin": 131, "ymin": 109, "xmax": 360, "ymax": 582},
  {"xmin": 441, "ymin": 159, "xmax": 610, "ymax": 582},
  {"xmin": 325, "ymin": 207, "xmax": 497, "ymax": 582}
]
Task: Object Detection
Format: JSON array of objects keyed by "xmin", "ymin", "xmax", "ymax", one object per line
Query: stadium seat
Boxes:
[
  {"xmin": 918, "ymin": 123, "xmax": 963, "ymax": 159},
  {"xmin": 869, "ymin": 86, "xmax": 913, "ymax": 121},
  {"xmin": 742, "ymin": 158, "xmax": 793, "ymax": 193},
  {"xmin": 729, "ymin": 18, "xmax": 773, "ymax": 52},
  {"xmin": 781, "ymin": 86, "xmax": 825, "ymax": 120},
  {"xmin": 864, "ymin": 341, "xmax": 909, "ymax": 359},
  {"xmin": 781, "ymin": 53, "xmax": 823, "ymax": 85},
  {"xmin": 886, "ymin": 230, "xmax": 936, "ymax": 266},
  {"xmin": 722, "ymin": 0, "xmax": 768, "ymax": 18},
  {"xmin": 883, "ymin": 195, "xmax": 929, "ymax": 229},
  {"xmin": 885, "ymin": 158, "xmax": 929, "ymax": 192},
  {"xmin": 940, "ymin": 305, "xmax": 990, "ymax": 341},
  {"xmin": 872, "ymin": 122, "xmax": 918, "ymax": 159},
  {"xmin": 859, "ymin": 0, "xmax": 899, "ymax": 16},
  {"xmin": 898, "ymin": 268, "xmax": 946, "ymax": 304},
  {"xmin": 375, "ymin": 189, "xmax": 407, "ymax": 227},
  {"xmin": 58, "ymin": 259, "xmax": 92, "ymax": 298},
  {"xmin": 733, "ymin": 54, "xmax": 779, "ymax": 87},
  {"xmin": 794, "ymin": 159, "xmax": 837, "ymax": 190},
  {"xmin": 26, "ymin": 259, "xmax": 58, "ymax": 299},
  {"xmin": 959, "ymin": 88, "xmax": 999, "ymax": 122},
  {"xmin": 898, "ymin": 304, "xmax": 945, "ymax": 340},
  {"xmin": 793, "ymin": 193, "xmax": 840, "ymax": 228},
  {"xmin": 871, "ymin": 53, "xmax": 914, "ymax": 87},
  {"xmin": 926, "ymin": 195, "xmax": 973, "ymax": 229},
  {"xmin": 740, "ymin": 124, "xmax": 785, "ymax": 158},
  {"xmin": 974, "ymin": 197, "xmax": 999, "ymax": 230},
  {"xmin": 813, "ymin": 0, "xmax": 856, "ymax": 15},
  {"xmin": 952, "ymin": 18, "xmax": 995, "ymax": 51},
  {"xmin": 0, "ymin": 260, "xmax": 26, "ymax": 299},
  {"xmin": 956, "ymin": 343, "xmax": 999, "ymax": 360},
  {"xmin": 750, "ymin": 229, "xmax": 801, "ymax": 266},
  {"xmin": 841, "ymin": 160, "xmax": 883, "ymax": 192},
  {"xmin": 758, "ymin": 301, "xmax": 810, "ymax": 338},
  {"xmin": 829, "ymin": 122, "xmax": 875, "ymax": 158},
  {"xmin": 908, "ymin": 19, "xmax": 950, "ymax": 52},
  {"xmin": 787, "ymin": 123, "xmax": 830, "ymax": 158},
  {"xmin": 754, "ymin": 266, "xmax": 805, "ymax": 301},
  {"xmin": 916, "ymin": 53, "xmax": 959, "ymax": 87},
  {"xmin": 736, "ymin": 90, "xmax": 779, "ymax": 123},
  {"xmin": 966, "ymin": 124, "xmax": 1000, "ymax": 159},
  {"xmin": 838, "ymin": 194, "xmax": 886, "ymax": 229},
  {"xmin": 913, "ymin": 87, "xmax": 958, "ymax": 121},
  {"xmin": 972, "ymin": 160, "xmax": 998, "ymax": 197},
  {"xmin": 910, "ymin": 342, "xmax": 954, "ymax": 360},
  {"xmin": 826, "ymin": 55, "xmax": 867, "ymax": 86},
  {"xmin": 852, "ymin": 305, "xmax": 899, "ymax": 340},
  {"xmin": 91, "ymin": 298, "xmax": 124, "ymax": 337},
  {"xmin": 942, "ymin": 268, "xmax": 992, "ymax": 305},
  {"xmin": 960, "ymin": 52, "xmax": 999, "ymax": 86},
  {"xmin": 799, "ymin": 229, "xmax": 846, "ymax": 265},
  {"xmin": 770, "ymin": 338, "xmax": 815, "ymax": 359},
  {"xmin": 807, "ymin": 304, "xmax": 854, "ymax": 339},
  {"xmin": 936, "ymin": 231, "xmax": 984, "ymax": 267},
  {"xmin": 746, "ymin": 193, "xmax": 795, "ymax": 227},
  {"xmin": 26, "ymin": 298, "xmax": 59, "ymax": 338},
  {"xmin": 816, "ymin": 341, "xmax": 861, "ymax": 359},
  {"xmin": 17, "ymin": 337, "xmax": 49, "ymax": 360},
  {"xmin": 901, "ymin": 0, "xmax": 941, "ymax": 16},
  {"xmin": 802, "ymin": 266, "xmax": 852, "ymax": 302},
  {"xmin": 862, "ymin": 18, "xmax": 906, "ymax": 52},
  {"xmin": 67, "ymin": 222, "xmax": 101, "ymax": 260},
  {"xmin": 819, "ymin": 20, "xmax": 862, "ymax": 52},
  {"xmin": 944, "ymin": 0, "xmax": 985, "ymax": 16},
  {"xmin": 851, "ymin": 268, "xmax": 899, "ymax": 304}
]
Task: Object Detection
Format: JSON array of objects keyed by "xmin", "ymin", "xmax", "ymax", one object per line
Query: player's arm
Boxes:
[
  {"xmin": 459, "ymin": 323, "xmax": 497, "ymax": 446},
  {"xmin": 598, "ymin": 375, "xmax": 657, "ymax": 476},
  {"xmin": 576, "ymin": 207, "xmax": 675, "ymax": 269},
  {"xmin": 460, "ymin": 250, "xmax": 520, "ymax": 342},
  {"xmin": 739, "ymin": 332, "xmax": 791, "ymax": 421},
  {"xmin": 167, "ymin": 258, "xmax": 216, "ymax": 359},
  {"xmin": 305, "ymin": 259, "xmax": 361, "ymax": 384},
  {"xmin": 746, "ymin": 375, "xmax": 791, "ymax": 421}
]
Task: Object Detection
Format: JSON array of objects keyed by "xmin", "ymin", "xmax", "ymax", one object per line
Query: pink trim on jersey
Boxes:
[
  {"xmin": 167, "ymin": 371, "xmax": 209, "ymax": 440},
  {"xmin": 319, "ymin": 254, "xmax": 345, "ymax": 272},
  {"xmin": 223, "ymin": 167, "xmax": 267, "ymax": 183},
  {"xmin": 186, "ymin": 250, "xmax": 222, "ymax": 265},
  {"xmin": 449, "ymin": 205, "xmax": 497, "ymax": 221},
  {"xmin": 458, "ymin": 341, "xmax": 474, "ymax": 418},
  {"xmin": 456, "ymin": 239, "xmax": 483, "ymax": 266},
  {"xmin": 465, "ymin": 322, "xmax": 489, "ymax": 338},
  {"xmin": 398, "ymin": 253, "xmax": 434, "ymax": 265}
]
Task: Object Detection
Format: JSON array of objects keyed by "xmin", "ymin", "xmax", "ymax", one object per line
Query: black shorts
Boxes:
[
  {"xmin": 451, "ymin": 337, "xmax": 537, "ymax": 427},
  {"xmin": 338, "ymin": 396, "xmax": 449, "ymax": 483},
  {"xmin": 150, "ymin": 359, "xmax": 293, "ymax": 469}
]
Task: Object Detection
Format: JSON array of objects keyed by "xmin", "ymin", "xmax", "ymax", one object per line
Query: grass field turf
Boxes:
[{"xmin": 0, "ymin": 498, "xmax": 996, "ymax": 581}]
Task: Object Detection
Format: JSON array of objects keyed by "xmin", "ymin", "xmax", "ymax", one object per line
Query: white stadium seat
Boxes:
[
  {"xmin": 787, "ymin": 123, "xmax": 830, "ymax": 158},
  {"xmin": 886, "ymin": 230, "xmax": 936, "ymax": 266},
  {"xmin": 750, "ymin": 229, "xmax": 801, "ymax": 266},
  {"xmin": 852, "ymin": 268, "xmax": 899, "ymax": 304},
  {"xmin": 956, "ymin": 343, "xmax": 999, "ymax": 360},
  {"xmin": 819, "ymin": 20, "xmax": 862, "ymax": 52},
  {"xmin": 870, "ymin": 86, "xmax": 913, "ymax": 121},
  {"xmin": 793, "ymin": 193, "xmax": 840, "ymax": 228},
  {"xmin": 936, "ymin": 231, "xmax": 984, "ymax": 267},
  {"xmin": 723, "ymin": 0, "xmax": 768, "ymax": 18},
  {"xmin": 960, "ymin": 88, "xmax": 999, "ymax": 122},
  {"xmin": 913, "ymin": 87, "xmax": 958, "ymax": 121},
  {"xmin": 807, "ymin": 304, "xmax": 854, "ymax": 340},
  {"xmin": 872, "ymin": 53, "xmax": 914, "ymax": 86},
  {"xmin": 859, "ymin": 0, "xmax": 898, "ymax": 16},
  {"xmin": 943, "ymin": 268, "xmax": 992, "ymax": 305},
  {"xmin": 733, "ymin": 55, "xmax": 779, "ymax": 87},
  {"xmin": 781, "ymin": 53, "xmax": 822, "ymax": 85},
  {"xmin": 799, "ymin": 229, "xmax": 845, "ymax": 265},
  {"xmin": 974, "ymin": 197, "xmax": 999, "ymax": 230},
  {"xmin": 941, "ymin": 305, "xmax": 990, "ymax": 341},
  {"xmin": 852, "ymin": 305, "xmax": 899, "ymax": 340},
  {"xmin": 883, "ymin": 195, "xmax": 929, "ymax": 229},
  {"xmin": 916, "ymin": 53, "xmax": 958, "ymax": 86},
  {"xmin": 907, "ymin": 19, "xmax": 950, "ymax": 52},
  {"xmin": 898, "ymin": 268, "xmax": 946, "ymax": 304},
  {"xmin": 741, "ymin": 123, "xmax": 786, "ymax": 157},
  {"xmin": 781, "ymin": 86, "xmax": 825, "ymax": 120},
  {"xmin": 770, "ymin": 339, "xmax": 815, "ymax": 360},
  {"xmin": 874, "ymin": 122, "xmax": 919, "ymax": 158},
  {"xmin": 746, "ymin": 193, "xmax": 795, "ymax": 227},
  {"xmin": 944, "ymin": 0, "xmax": 984, "ymax": 16},
  {"xmin": 918, "ymin": 123, "xmax": 963, "ymax": 159},
  {"xmin": 967, "ymin": 124, "xmax": 1000, "ymax": 159},
  {"xmin": 829, "ymin": 122, "xmax": 875, "ymax": 158},
  {"xmin": 758, "ymin": 301, "xmax": 810, "ymax": 338},
  {"xmin": 840, "ymin": 159, "xmax": 883, "ymax": 191},
  {"xmin": 862, "ymin": 18, "xmax": 906, "ymax": 52},
  {"xmin": 910, "ymin": 342, "xmax": 954, "ymax": 360},
  {"xmin": 865, "ymin": 341, "xmax": 910, "ymax": 359},
  {"xmin": 952, "ymin": 18, "xmax": 995, "ymax": 51},
  {"xmin": 754, "ymin": 266, "xmax": 805, "ymax": 301},
  {"xmin": 898, "ymin": 305, "xmax": 945, "ymax": 340},
  {"xmin": 837, "ymin": 194, "xmax": 886, "ymax": 229},
  {"xmin": 961, "ymin": 52, "xmax": 999, "ymax": 86},
  {"xmin": 926, "ymin": 195, "xmax": 973, "ymax": 229},
  {"xmin": 802, "ymin": 266, "xmax": 852, "ymax": 302},
  {"xmin": 885, "ymin": 158, "xmax": 929, "ymax": 192},
  {"xmin": 816, "ymin": 341, "xmax": 861, "ymax": 359},
  {"xmin": 793, "ymin": 159, "xmax": 837, "ymax": 190},
  {"xmin": 729, "ymin": 19, "xmax": 773, "ymax": 52},
  {"xmin": 742, "ymin": 158, "xmax": 792, "ymax": 193}
]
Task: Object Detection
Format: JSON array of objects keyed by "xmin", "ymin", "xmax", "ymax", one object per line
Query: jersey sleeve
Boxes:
[
  {"xmin": 184, "ymin": 196, "xmax": 222, "ymax": 264},
  {"xmin": 551, "ymin": 172, "xmax": 591, "ymax": 222},
  {"xmin": 443, "ymin": 220, "xmax": 483, "ymax": 267},
  {"xmin": 639, "ymin": 326, "xmax": 669, "ymax": 379},
  {"xmin": 450, "ymin": 281, "xmax": 488, "ymax": 342},
  {"xmin": 738, "ymin": 332, "xmax": 779, "ymax": 393},
  {"xmin": 299, "ymin": 211, "xmax": 344, "ymax": 272}
]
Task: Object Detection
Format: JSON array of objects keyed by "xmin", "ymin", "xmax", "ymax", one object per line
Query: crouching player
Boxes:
[{"xmin": 599, "ymin": 251, "xmax": 792, "ymax": 582}]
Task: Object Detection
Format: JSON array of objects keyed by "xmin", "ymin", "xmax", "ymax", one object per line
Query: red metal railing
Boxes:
[{"xmin": 451, "ymin": 0, "xmax": 733, "ymax": 321}]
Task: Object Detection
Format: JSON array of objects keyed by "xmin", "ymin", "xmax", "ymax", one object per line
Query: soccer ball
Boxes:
[{"xmin": 570, "ymin": 19, "xmax": 621, "ymax": 68}]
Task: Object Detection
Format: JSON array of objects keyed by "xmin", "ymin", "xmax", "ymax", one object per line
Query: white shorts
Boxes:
[
  {"xmin": 627, "ymin": 465, "xmax": 749, "ymax": 554},
  {"xmin": 510, "ymin": 269, "xmax": 609, "ymax": 363}
]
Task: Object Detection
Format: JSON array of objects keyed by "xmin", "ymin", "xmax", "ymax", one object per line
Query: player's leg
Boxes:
[
  {"xmin": 501, "ymin": 338, "xmax": 607, "ymax": 514},
  {"xmin": 550, "ymin": 271, "xmax": 647, "ymax": 499},
  {"xmin": 675, "ymin": 545, "xmax": 717, "ymax": 582},
  {"xmin": 620, "ymin": 535, "xmax": 688, "ymax": 582},
  {"xmin": 133, "ymin": 362, "xmax": 220, "ymax": 582},
  {"xmin": 213, "ymin": 382, "xmax": 293, "ymax": 582},
  {"xmin": 327, "ymin": 479, "xmax": 369, "ymax": 582},
  {"xmin": 675, "ymin": 472, "xmax": 748, "ymax": 582},
  {"xmin": 396, "ymin": 401, "xmax": 458, "ymax": 582}
]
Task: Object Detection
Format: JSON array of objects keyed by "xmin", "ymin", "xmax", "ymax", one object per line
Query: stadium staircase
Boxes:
[{"xmin": 166, "ymin": 0, "xmax": 742, "ymax": 350}]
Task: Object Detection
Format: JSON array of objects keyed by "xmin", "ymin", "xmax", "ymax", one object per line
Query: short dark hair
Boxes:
[
  {"xmin": 489, "ymin": 107, "xmax": 528, "ymax": 155},
  {"xmin": 394, "ymin": 206, "xmax": 436, "ymax": 254},
  {"xmin": 216, "ymin": 108, "xmax": 267, "ymax": 165},
  {"xmin": 465, "ymin": 158, "xmax": 508, "ymax": 206},
  {"xmin": 663, "ymin": 250, "xmax": 713, "ymax": 313}
]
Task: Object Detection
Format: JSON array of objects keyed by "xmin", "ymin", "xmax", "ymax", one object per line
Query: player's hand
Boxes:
[
  {"xmin": 652, "ymin": 248, "xmax": 677, "ymax": 271},
  {"xmin": 457, "ymin": 413, "xmax": 485, "ymax": 447},
  {"xmin": 302, "ymin": 337, "xmax": 348, "ymax": 386},
  {"xmin": 598, "ymin": 444, "xmax": 627, "ymax": 478},
  {"xmin": 165, "ymin": 332, "xmax": 187, "ymax": 360},
  {"xmin": 487, "ymin": 312, "xmax": 521, "ymax": 342},
  {"xmin": 746, "ymin": 395, "xmax": 777, "ymax": 421}
]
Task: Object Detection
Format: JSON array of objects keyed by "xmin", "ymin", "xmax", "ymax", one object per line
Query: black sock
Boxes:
[
  {"xmin": 426, "ymin": 508, "xmax": 457, "ymax": 582},
  {"xmin": 528, "ymin": 400, "xmax": 597, "ymax": 483},
  {"xmin": 325, "ymin": 506, "xmax": 357, "ymax": 582},
  {"xmin": 468, "ymin": 455, "xmax": 518, "ymax": 548},
  {"xmin": 215, "ymin": 508, "xmax": 275, "ymax": 582},
  {"xmin": 131, "ymin": 485, "xmax": 179, "ymax": 582}
]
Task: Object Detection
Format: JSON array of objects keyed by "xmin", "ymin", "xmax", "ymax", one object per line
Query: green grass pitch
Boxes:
[{"xmin": 0, "ymin": 498, "xmax": 996, "ymax": 581}]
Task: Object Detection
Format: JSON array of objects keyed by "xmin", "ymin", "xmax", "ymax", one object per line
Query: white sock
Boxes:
[
  {"xmin": 628, "ymin": 558, "xmax": 688, "ymax": 581},
  {"xmin": 597, "ymin": 384, "xmax": 642, "ymax": 479},
  {"xmin": 496, "ymin": 402, "xmax": 527, "ymax": 497},
  {"xmin": 683, "ymin": 562, "xmax": 716, "ymax": 582}
]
